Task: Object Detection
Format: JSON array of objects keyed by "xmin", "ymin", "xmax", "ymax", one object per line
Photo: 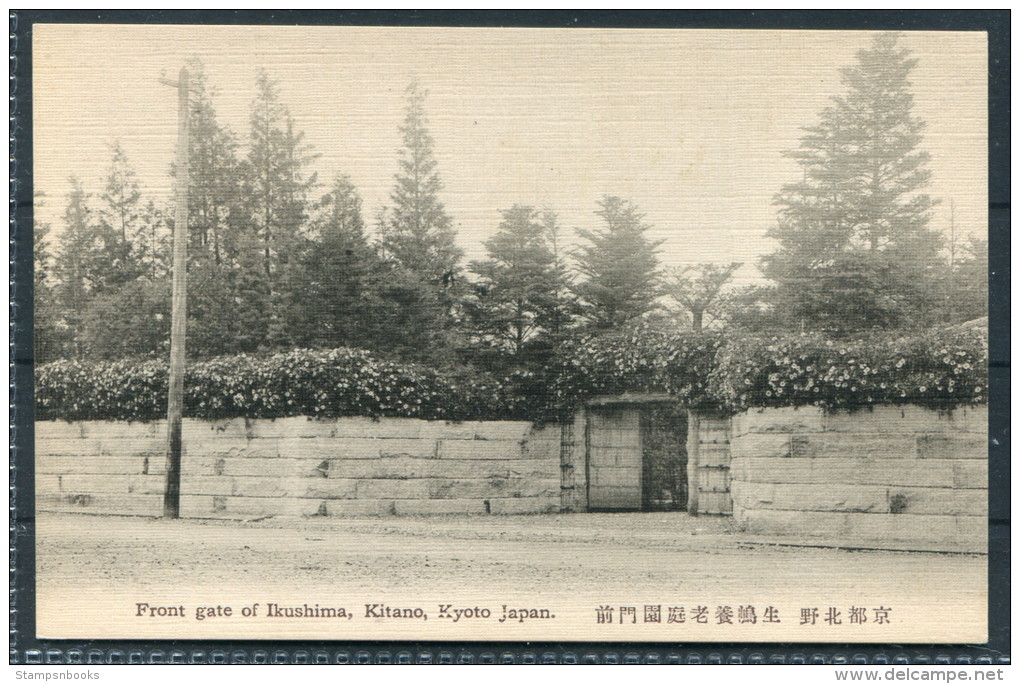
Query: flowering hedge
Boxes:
[
  {"xmin": 553, "ymin": 327, "xmax": 724, "ymax": 408},
  {"xmin": 712, "ymin": 328, "xmax": 987, "ymax": 411},
  {"xmin": 36, "ymin": 328, "xmax": 987, "ymax": 423},
  {"xmin": 35, "ymin": 348, "xmax": 534, "ymax": 423}
]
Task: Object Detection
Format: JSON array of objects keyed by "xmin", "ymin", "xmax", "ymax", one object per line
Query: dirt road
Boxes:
[{"xmin": 33, "ymin": 512, "xmax": 987, "ymax": 642}]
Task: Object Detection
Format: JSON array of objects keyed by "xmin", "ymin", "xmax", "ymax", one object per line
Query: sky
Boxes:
[{"xmin": 33, "ymin": 25, "xmax": 987, "ymax": 287}]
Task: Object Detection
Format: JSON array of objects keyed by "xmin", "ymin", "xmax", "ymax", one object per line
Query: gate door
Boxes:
[
  {"xmin": 687, "ymin": 411, "xmax": 732, "ymax": 515},
  {"xmin": 586, "ymin": 407, "xmax": 642, "ymax": 510}
]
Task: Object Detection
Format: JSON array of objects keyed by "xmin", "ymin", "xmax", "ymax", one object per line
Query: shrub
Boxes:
[
  {"xmin": 36, "ymin": 327, "xmax": 988, "ymax": 423},
  {"xmin": 35, "ymin": 348, "xmax": 534, "ymax": 423},
  {"xmin": 552, "ymin": 326, "xmax": 723, "ymax": 409},
  {"xmin": 712, "ymin": 328, "xmax": 987, "ymax": 411}
]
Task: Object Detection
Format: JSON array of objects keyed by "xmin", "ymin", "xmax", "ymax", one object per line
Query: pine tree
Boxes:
[
  {"xmin": 95, "ymin": 143, "xmax": 145, "ymax": 286},
  {"xmin": 246, "ymin": 71, "xmax": 317, "ymax": 282},
  {"xmin": 183, "ymin": 59, "xmax": 244, "ymax": 267},
  {"xmin": 33, "ymin": 192, "xmax": 68, "ymax": 363},
  {"xmin": 761, "ymin": 33, "xmax": 942, "ymax": 335},
  {"xmin": 243, "ymin": 70, "xmax": 318, "ymax": 347},
  {"xmin": 169, "ymin": 61, "xmax": 267, "ymax": 357},
  {"xmin": 375, "ymin": 80, "xmax": 465, "ymax": 363},
  {"xmin": 573, "ymin": 196, "xmax": 663, "ymax": 330},
  {"xmin": 379, "ymin": 80, "xmax": 463, "ymax": 285},
  {"xmin": 289, "ymin": 174, "xmax": 387, "ymax": 349},
  {"xmin": 468, "ymin": 205, "xmax": 571, "ymax": 357},
  {"xmin": 51, "ymin": 178, "xmax": 99, "ymax": 356}
]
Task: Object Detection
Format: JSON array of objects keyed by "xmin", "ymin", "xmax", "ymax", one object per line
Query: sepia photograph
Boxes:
[{"xmin": 26, "ymin": 22, "xmax": 990, "ymax": 645}]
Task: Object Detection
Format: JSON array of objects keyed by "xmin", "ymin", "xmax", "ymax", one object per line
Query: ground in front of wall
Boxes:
[{"xmin": 33, "ymin": 511, "xmax": 986, "ymax": 642}]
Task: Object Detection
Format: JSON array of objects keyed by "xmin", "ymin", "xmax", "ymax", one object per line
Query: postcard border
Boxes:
[{"xmin": 10, "ymin": 8, "xmax": 1010, "ymax": 664}]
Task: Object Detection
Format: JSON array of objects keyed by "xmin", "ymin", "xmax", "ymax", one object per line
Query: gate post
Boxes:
[{"xmin": 686, "ymin": 409, "xmax": 701, "ymax": 516}]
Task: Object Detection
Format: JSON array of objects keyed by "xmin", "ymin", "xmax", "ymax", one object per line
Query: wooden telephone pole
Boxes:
[{"xmin": 161, "ymin": 67, "xmax": 190, "ymax": 518}]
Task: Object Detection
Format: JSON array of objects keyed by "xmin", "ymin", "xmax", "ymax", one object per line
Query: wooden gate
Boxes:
[
  {"xmin": 585, "ymin": 406, "xmax": 642, "ymax": 510},
  {"xmin": 581, "ymin": 399, "xmax": 732, "ymax": 515},
  {"xmin": 686, "ymin": 411, "xmax": 732, "ymax": 515}
]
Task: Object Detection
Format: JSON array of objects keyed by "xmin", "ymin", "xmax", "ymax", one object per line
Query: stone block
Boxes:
[
  {"xmin": 37, "ymin": 453, "xmax": 155, "ymax": 476},
  {"xmin": 521, "ymin": 438, "xmax": 560, "ymax": 461},
  {"xmin": 35, "ymin": 438, "xmax": 102, "ymax": 457},
  {"xmin": 186, "ymin": 441, "xmax": 280, "ymax": 459},
  {"xmin": 38, "ymin": 492, "xmax": 163, "ymax": 517},
  {"xmin": 393, "ymin": 498, "xmax": 489, "ymax": 515},
  {"xmin": 731, "ymin": 481, "xmax": 987, "ymax": 516},
  {"xmin": 917, "ymin": 434, "xmax": 987, "ymax": 460},
  {"xmin": 324, "ymin": 456, "xmax": 556, "ymax": 481},
  {"xmin": 376, "ymin": 438, "xmax": 438, "ymax": 459},
  {"xmin": 179, "ymin": 494, "xmax": 310, "ymax": 518},
  {"xmin": 527, "ymin": 424, "xmax": 564, "ymax": 443},
  {"xmin": 238, "ymin": 417, "xmax": 325, "ymax": 439},
  {"xmin": 222, "ymin": 477, "xmax": 286, "ymax": 499},
  {"xmin": 954, "ymin": 461, "xmax": 987, "ymax": 489},
  {"xmin": 329, "ymin": 417, "xmax": 424, "ymax": 440},
  {"xmin": 790, "ymin": 433, "xmax": 916, "ymax": 459},
  {"xmin": 730, "ymin": 456, "xmax": 958, "ymax": 488},
  {"xmin": 426, "ymin": 477, "xmax": 558, "ymax": 500},
  {"xmin": 188, "ymin": 456, "xmax": 327, "ymax": 479},
  {"xmin": 59, "ymin": 473, "xmax": 165, "ymax": 496},
  {"xmin": 355, "ymin": 479, "xmax": 431, "ymax": 499},
  {"xmin": 418, "ymin": 421, "xmax": 476, "ymax": 440},
  {"xmin": 470, "ymin": 422, "xmax": 534, "ymax": 441},
  {"xmin": 740, "ymin": 509, "xmax": 987, "ymax": 552},
  {"xmin": 323, "ymin": 499, "xmax": 396, "ymax": 516},
  {"xmin": 179, "ymin": 474, "xmax": 235, "ymax": 497},
  {"xmin": 731, "ymin": 407, "xmax": 824, "ymax": 437},
  {"xmin": 298, "ymin": 479, "xmax": 361, "ymax": 500},
  {"xmin": 36, "ymin": 474, "xmax": 62, "ymax": 497},
  {"xmin": 182, "ymin": 418, "xmax": 251, "ymax": 440},
  {"xmin": 824, "ymin": 405, "xmax": 988, "ymax": 434},
  {"xmin": 83, "ymin": 420, "xmax": 164, "ymax": 440},
  {"xmin": 276, "ymin": 437, "xmax": 370, "ymax": 460},
  {"xmin": 35, "ymin": 421, "xmax": 88, "ymax": 440},
  {"xmin": 488, "ymin": 497, "xmax": 560, "ymax": 515},
  {"xmin": 223, "ymin": 476, "xmax": 358, "ymax": 500},
  {"xmin": 438, "ymin": 440, "xmax": 525, "ymax": 460}
]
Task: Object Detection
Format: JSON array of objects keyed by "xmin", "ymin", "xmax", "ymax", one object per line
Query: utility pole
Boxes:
[{"xmin": 160, "ymin": 67, "xmax": 190, "ymax": 518}]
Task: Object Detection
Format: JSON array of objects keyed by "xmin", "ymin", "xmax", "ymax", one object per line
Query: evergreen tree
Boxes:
[
  {"xmin": 468, "ymin": 205, "xmax": 571, "ymax": 357},
  {"xmin": 95, "ymin": 143, "xmax": 145, "ymax": 286},
  {"xmin": 379, "ymin": 80, "xmax": 462, "ymax": 285},
  {"xmin": 243, "ymin": 70, "xmax": 318, "ymax": 346},
  {"xmin": 78, "ymin": 147, "xmax": 169, "ymax": 359},
  {"xmin": 51, "ymin": 178, "xmax": 96, "ymax": 356},
  {"xmin": 184, "ymin": 59, "xmax": 245, "ymax": 267},
  {"xmin": 573, "ymin": 195, "xmax": 663, "ymax": 330},
  {"xmin": 33, "ymin": 192, "xmax": 68, "ymax": 363},
  {"xmin": 375, "ymin": 81, "xmax": 465, "ymax": 363},
  {"xmin": 78, "ymin": 278, "xmax": 171, "ymax": 359},
  {"xmin": 940, "ymin": 235, "xmax": 988, "ymax": 324},
  {"xmin": 98, "ymin": 142, "xmax": 142, "ymax": 244},
  {"xmin": 761, "ymin": 33, "xmax": 941, "ymax": 335},
  {"xmin": 289, "ymin": 174, "xmax": 387, "ymax": 349}
]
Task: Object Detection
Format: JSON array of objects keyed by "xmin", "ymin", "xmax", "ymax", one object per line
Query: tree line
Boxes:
[{"xmin": 35, "ymin": 35, "xmax": 987, "ymax": 374}]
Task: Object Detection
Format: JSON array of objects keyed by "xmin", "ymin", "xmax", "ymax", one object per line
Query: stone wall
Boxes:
[
  {"xmin": 36, "ymin": 417, "xmax": 561, "ymax": 518},
  {"xmin": 730, "ymin": 405, "xmax": 987, "ymax": 552}
]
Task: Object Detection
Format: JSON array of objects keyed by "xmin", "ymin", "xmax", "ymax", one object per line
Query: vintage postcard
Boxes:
[{"xmin": 25, "ymin": 22, "xmax": 991, "ymax": 645}]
